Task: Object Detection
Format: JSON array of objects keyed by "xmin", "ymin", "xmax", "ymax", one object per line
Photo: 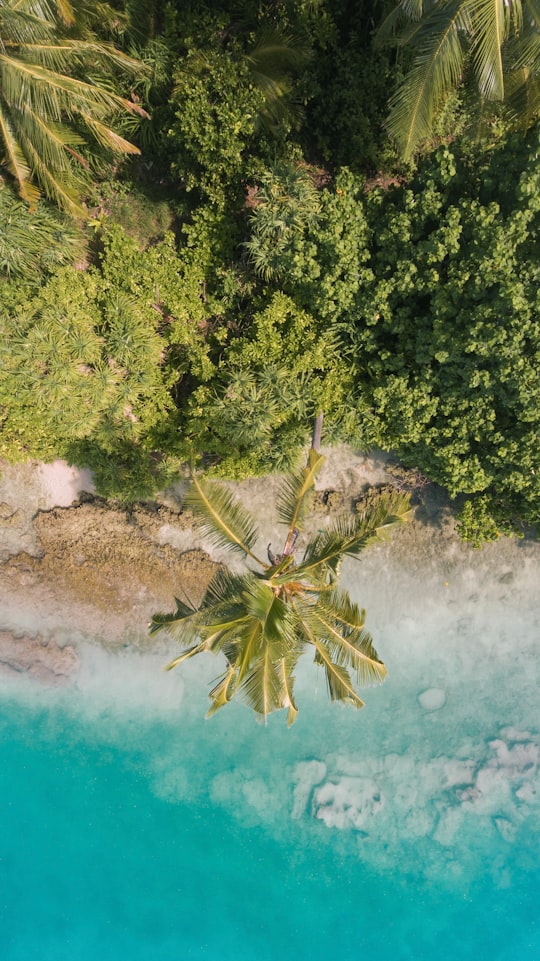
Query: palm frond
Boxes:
[
  {"xmin": 149, "ymin": 596, "xmax": 197, "ymax": 633},
  {"xmin": 278, "ymin": 656, "xmax": 298, "ymax": 726},
  {"xmin": 352, "ymin": 490, "xmax": 413, "ymax": 536},
  {"xmin": 0, "ymin": 108, "xmax": 40, "ymax": 204},
  {"xmin": 470, "ymin": 0, "xmax": 512, "ymax": 99},
  {"xmin": 377, "ymin": 0, "xmax": 426, "ymax": 45},
  {"xmin": 385, "ymin": 0, "xmax": 469, "ymax": 159},
  {"xmin": 312, "ymin": 638, "xmax": 365, "ymax": 708},
  {"xmin": 276, "ymin": 446, "xmax": 326, "ymax": 539},
  {"xmin": 164, "ymin": 641, "xmax": 207, "ymax": 672},
  {"xmin": 185, "ymin": 475, "xmax": 264, "ymax": 564},
  {"xmin": 312, "ymin": 613, "xmax": 386, "ymax": 685},
  {"xmin": 238, "ymin": 647, "xmax": 286, "ymax": 719},
  {"xmin": 231, "ymin": 618, "xmax": 264, "ymax": 685},
  {"xmin": 504, "ymin": 69, "xmax": 540, "ymax": 124},
  {"xmin": 0, "ymin": 1, "xmax": 148, "ymax": 209},
  {"xmin": 291, "ymin": 491, "xmax": 411, "ymax": 582},
  {"xmin": 203, "ymin": 569, "xmax": 255, "ymax": 607},
  {"xmin": 296, "ymin": 591, "xmax": 386, "ymax": 686},
  {"xmin": 76, "ymin": 112, "xmax": 140, "ymax": 153},
  {"xmin": 14, "ymin": 124, "xmax": 85, "ymax": 213},
  {"xmin": 206, "ymin": 666, "xmax": 238, "ymax": 718},
  {"xmin": 317, "ymin": 588, "xmax": 367, "ymax": 632}
]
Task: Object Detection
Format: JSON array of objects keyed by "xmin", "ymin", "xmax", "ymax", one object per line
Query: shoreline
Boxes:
[{"xmin": 0, "ymin": 452, "xmax": 536, "ymax": 689}]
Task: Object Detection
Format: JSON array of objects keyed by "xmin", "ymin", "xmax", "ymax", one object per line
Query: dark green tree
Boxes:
[{"xmin": 343, "ymin": 132, "xmax": 540, "ymax": 531}]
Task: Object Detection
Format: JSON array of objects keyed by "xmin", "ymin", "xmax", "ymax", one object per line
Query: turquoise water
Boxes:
[{"xmin": 1, "ymin": 540, "xmax": 539, "ymax": 960}]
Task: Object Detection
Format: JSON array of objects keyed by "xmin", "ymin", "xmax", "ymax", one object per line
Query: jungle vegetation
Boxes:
[{"xmin": 0, "ymin": 0, "xmax": 538, "ymax": 544}]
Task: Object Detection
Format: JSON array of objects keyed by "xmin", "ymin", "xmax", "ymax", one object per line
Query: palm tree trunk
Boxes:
[{"xmin": 312, "ymin": 412, "xmax": 323, "ymax": 452}]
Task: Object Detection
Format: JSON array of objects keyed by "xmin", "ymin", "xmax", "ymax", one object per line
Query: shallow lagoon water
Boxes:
[{"xmin": 1, "ymin": 533, "xmax": 539, "ymax": 960}]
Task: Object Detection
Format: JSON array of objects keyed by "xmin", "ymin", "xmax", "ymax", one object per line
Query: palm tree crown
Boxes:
[
  {"xmin": 378, "ymin": 0, "xmax": 540, "ymax": 159},
  {"xmin": 0, "ymin": 0, "xmax": 147, "ymax": 213},
  {"xmin": 150, "ymin": 427, "xmax": 411, "ymax": 724}
]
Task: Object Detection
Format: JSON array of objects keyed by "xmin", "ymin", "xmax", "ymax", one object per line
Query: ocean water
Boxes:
[{"xmin": 1, "ymin": 533, "xmax": 539, "ymax": 961}]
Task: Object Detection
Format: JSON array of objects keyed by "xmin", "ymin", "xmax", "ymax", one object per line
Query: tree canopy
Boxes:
[
  {"xmin": 151, "ymin": 440, "xmax": 411, "ymax": 722},
  {"xmin": 0, "ymin": 0, "xmax": 147, "ymax": 212},
  {"xmin": 0, "ymin": 0, "xmax": 538, "ymax": 541}
]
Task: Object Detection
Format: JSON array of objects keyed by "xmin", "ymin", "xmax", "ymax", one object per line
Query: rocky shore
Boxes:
[{"xmin": 0, "ymin": 450, "xmax": 512, "ymax": 688}]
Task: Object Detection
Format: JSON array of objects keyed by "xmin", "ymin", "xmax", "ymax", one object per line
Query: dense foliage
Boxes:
[
  {"xmin": 0, "ymin": 0, "xmax": 538, "ymax": 540},
  {"xmin": 347, "ymin": 133, "xmax": 540, "ymax": 531}
]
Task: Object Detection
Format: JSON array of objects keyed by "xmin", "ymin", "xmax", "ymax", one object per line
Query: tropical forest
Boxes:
[{"xmin": 1, "ymin": 0, "xmax": 539, "ymax": 544}]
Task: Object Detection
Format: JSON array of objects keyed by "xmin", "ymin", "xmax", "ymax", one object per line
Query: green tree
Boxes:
[
  {"xmin": 183, "ymin": 291, "xmax": 366, "ymax": 477},
  {"xmin": 342, "ymin": 132, "xmax": 540, "ymax": 532},
  {"xmin": 150, "ymin": 424, "xmax": 411, "ymax": 723},
  {"xmin": 0, "ymin": 181, "xmax": 84, "ymax": 278},
  {"xmin": 378, "ymin": 0, "xmax": 540, "ymax": 159},
  {"xmin": 0, "ymin": 0, "xmax": 147, "ymax": 213}
]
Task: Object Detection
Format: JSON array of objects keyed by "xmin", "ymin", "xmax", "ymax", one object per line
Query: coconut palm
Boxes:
[
  {"xmin": 150, "ymin": 419, "xmax": 411, "ymax": 724},
  {"xmin": 378, "ymin": 0, "xmax": 540, "ymax": 160},
  {"xmin": 0, "ymin": 0, "xmax": 147, "ymax": 214}
]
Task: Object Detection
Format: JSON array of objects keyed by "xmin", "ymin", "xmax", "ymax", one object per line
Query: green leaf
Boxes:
[
  {"xmin": 385, "ymin": 0, "xmax": 468, "ymax": 159},
  {"xmin": 185, "ymin": 475, "xmax": 263, "ymax": 563},
  {"xmin": 206, "ymin": 667, "xmax": 238, "ymax": 717},
  {"xmin": 276, "ymin": 446, "xmax": 326, "ymax": 536}
]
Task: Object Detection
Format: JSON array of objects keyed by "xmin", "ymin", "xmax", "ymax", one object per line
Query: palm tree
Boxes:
[
  {"xmin": 150, "ymin": 418, "xmax": 411, "ymax": 724},
  {"xmin": 0, "ymin": 0, "xmax": 148, "ymax": 214},
  {"xmin": 378, "ymin": 0, "xmax": 540, "ymax": 160}
]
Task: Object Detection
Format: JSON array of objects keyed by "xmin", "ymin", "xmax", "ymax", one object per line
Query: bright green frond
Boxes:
[
  {"xmin": 185, "ymin": 475, "xmax": 263, "ymax": 563},
  {"xmin": 0, "ymin": 108, "xmax": 39, "ymax": 202},
  {"xmin": 312, "ymin": 612, "xmax": 387, "ymax": 685},
  {"xmin": 0, "ymin": 1, "xmax": 147, "ymax": 209},
  {"xmin": 291, "ymin": 491, "xmax": 410, "ymax": 582},
  {"xmin": 14, "ymin": 125, "xmax": 85, "ymax": 213},
  {"xmin": 385, "ymin": 0, "xmax": 469, "ymax": 159},
  {"xmin": 76, "ymin": 113, "xmax": 140, "ymax": 154},
  {"xmin": 276, "ymin": 446, "xmax": 326, "ymax": 537},
  {"xmin": 238, "ymin": 647, "xmax": 286, "ymax": 719},
  {"xmin": 470, "ymin": 0, "xmax": 511, "ymax": 99},
  {"xmin": 206, "ymin": 667, "xmax": 238, "ymax": 717},
  {"xmin": 164, "ymin": 641, "xmax": 207, "ymax": 671},
  {"xmin": 312, "ymin": 638, "xmax": 366, "ymax": 708},
  {"xmin": 295, "ymin": 592, "xmax": 386, "ymax": 686},
  {"xmin": 291, "ymin": 530, "xmax": 355, "ymax": 582},
  {"xmin": 278, "ymin": 657, "xmax": 298, "ymax": 726},
  {"xmin": 316, "ymin": 588, "xmax": 366, "ymax": 632}
]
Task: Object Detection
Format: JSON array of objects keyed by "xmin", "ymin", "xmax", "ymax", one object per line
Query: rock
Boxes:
[
  {"xmin": 418, "ymin": 688, "xmax": 447, "ymax": 711},
  {"xmin": 493, "ymin": 817, "xmax": 516, "ymax": 842},
  {"xmin": 312, "ymin": 776, "xmax": 384, "ymax": 831},
  {"xmin": 0, "ymin": 629, "xmax": 78, "ymax": 686}
]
